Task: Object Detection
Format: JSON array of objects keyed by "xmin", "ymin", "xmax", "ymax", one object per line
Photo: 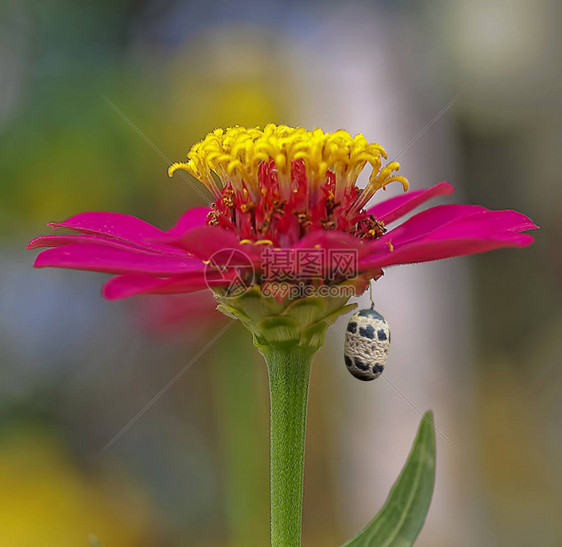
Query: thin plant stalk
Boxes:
[{"xmin": 263, "ymin": 345, "xmax": 315, "ymax": 547}]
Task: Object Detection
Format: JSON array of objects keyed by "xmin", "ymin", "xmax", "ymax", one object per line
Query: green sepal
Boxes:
[
  {"xmin": 258, "ymin": 316, "xmax": 301, "ymax": 343},
  {"xmin": 213, "ymin": 285, "xmax": 357, "ymax": 352},
  {"xmin": 341, "ymin": 411, "xmax": 436, "ymax": 547},
  {"xmin": 283, "ymin": 298, "xmax": 327, "ymax": 327}
]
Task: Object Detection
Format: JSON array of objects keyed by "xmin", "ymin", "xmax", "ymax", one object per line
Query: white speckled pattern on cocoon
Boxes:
[{"xmin": 344, "ymin": 308, "xmax": 390, "ymax": 381}]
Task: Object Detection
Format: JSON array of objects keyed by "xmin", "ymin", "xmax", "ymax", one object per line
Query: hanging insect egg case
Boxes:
[{"xmin": 344, "ymin": 306, "xmax": 391, "ymax": 381}]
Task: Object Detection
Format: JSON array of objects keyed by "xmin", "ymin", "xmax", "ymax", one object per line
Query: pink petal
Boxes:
[
  {"xmin": 103, "ymin": 271, "xmax": 232, "ymax": 299},
  {"xmin": 48, "ymin": 212, "xmax": 180, "ymax": 253},
  {"xmin": 33, "ymin": 243, "xmax": 205, "ymax": 275},
  {"xmin": 375, "ymin": 205, "xmax": 538, "ymax": 249},
  {"xmin": 28, "ymin": 234, "xmax": 109, "ymax": 250},
  {"xmin": 28, "ymin": 233, "xmax": 182, "ymax": 255},
  {"xmin": 296, "ymin": 230, "xmax": 369, "ymax": 256},
  {"xmin": 361, "ymin": 207, "xmax": 537, "ymax": 269},
  {"xmin": 360, "ymin": 232, "xmax": 534, "ymax": 270},
  {"xmin": 366, "ymin": 182, "xmax": 454, "ymax": 225},
  {"xmin": 166, "ymin": 207, "xmax": 211, "ymax": 236},
  {"xmin": 170, "ymin": 225, "xmax": 264, "ymax": 263},
  {"xmin": 103, "ymin": 274, "xmax": 170, "ymax": 299},
  {"xmin": 152, "ymin": 273, "xmax": 236, "ymax": 293}
]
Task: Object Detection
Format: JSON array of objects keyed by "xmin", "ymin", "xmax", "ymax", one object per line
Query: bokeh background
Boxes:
[{"xmin": 1, "ymin": 0, "xmax": 561, "ymax": 545}]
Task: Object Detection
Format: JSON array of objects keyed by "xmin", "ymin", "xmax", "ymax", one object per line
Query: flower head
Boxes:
[
  {"xmin": 169, "ymin": 124, "xmax": 407, "ymax": 247},
  {"xmin": 29, "ymin": 124, "xmax": 538, "ymax": 350}
]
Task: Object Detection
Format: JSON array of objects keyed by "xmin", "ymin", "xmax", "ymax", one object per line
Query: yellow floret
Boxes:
[{"xmin": 169, "ymin": 124, "xmax": 408, "ymax": 202}]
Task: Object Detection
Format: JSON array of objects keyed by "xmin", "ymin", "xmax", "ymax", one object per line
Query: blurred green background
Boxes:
[{"xmin": 1, "ymin": 0, "xmax": 560, "ymax": 545}]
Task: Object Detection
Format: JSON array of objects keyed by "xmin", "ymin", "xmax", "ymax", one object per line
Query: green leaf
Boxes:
[{"xmin": 342, "ymin": 411, "xmax": 436, "ymax": 547}]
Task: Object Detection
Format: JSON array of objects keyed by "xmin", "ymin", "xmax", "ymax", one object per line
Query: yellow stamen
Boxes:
[
  {"xmin": 239, "ymin": 239, "xmax": 274, "ymax": 246},
  {"xmin": 352, "ymin": 161, "xmax": 409, "ymax": 212},
  {"xmin": 169, "ymin": 124, "xmax": 408, "ymax": 205}
]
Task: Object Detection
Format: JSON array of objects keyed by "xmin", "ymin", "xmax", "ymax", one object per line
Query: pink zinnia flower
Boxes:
[
  {"xmin": 29, "ymin": 124, "xmax": 537, "ymax": 305},
  {"xmin": 27, "ymin": 124, "xmax": 538, "ymax": 547}
]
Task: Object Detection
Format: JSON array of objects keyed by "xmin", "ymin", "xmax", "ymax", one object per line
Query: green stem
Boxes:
[{"xmin": 262, "ymin": 345, "xmax": 315, "ymax": 547}]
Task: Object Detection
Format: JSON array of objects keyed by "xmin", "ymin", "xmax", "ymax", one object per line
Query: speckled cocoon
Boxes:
[{"xmin": 344, "ymin": 308, "xmax": 390, "ymax": 381}]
